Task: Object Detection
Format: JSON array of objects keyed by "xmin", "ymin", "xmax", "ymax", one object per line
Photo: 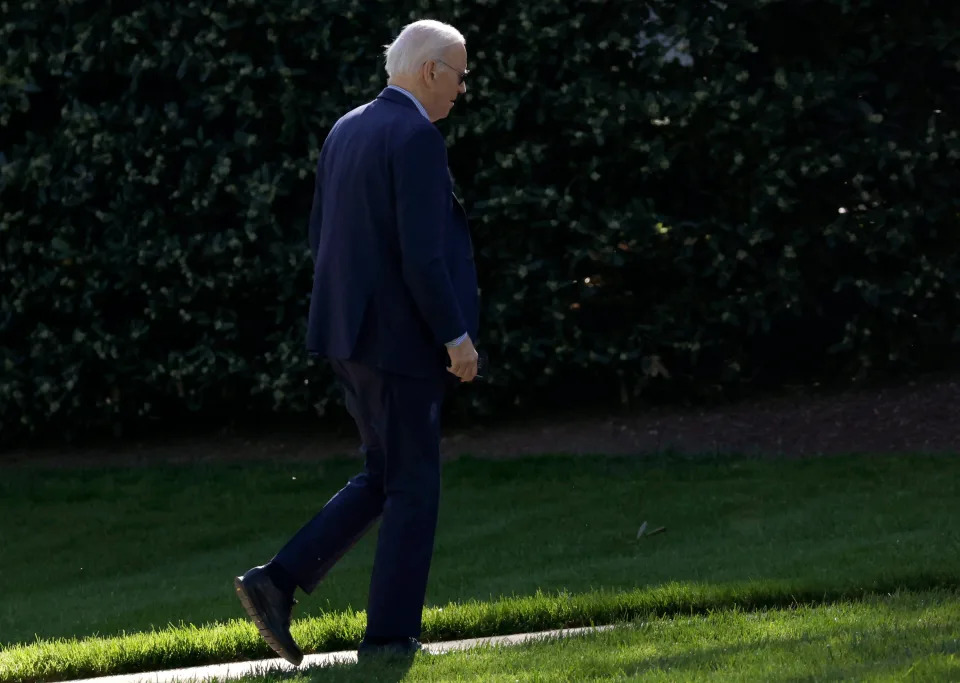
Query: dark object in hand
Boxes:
[
  {"xmin": 475, "ymin": 348, "xmax": 488, "ymax": 379},
  {"xmin": 444, "ymin": 347, "xmax": 488, "ymax": 383}
]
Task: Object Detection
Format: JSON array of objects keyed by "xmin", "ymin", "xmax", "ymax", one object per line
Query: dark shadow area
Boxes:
[{"xmin": 261, "ymin": 653, "xmax": 417, "ymax": 683}]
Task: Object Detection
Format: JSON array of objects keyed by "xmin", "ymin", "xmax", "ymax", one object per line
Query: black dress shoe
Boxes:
[
  {"xmin": 234, "ymin": 565, "xmax": 303, "ymax": 666},
  {"xmin": 357, "ymin": 637, "xmax": 425, "ymax": 660}
]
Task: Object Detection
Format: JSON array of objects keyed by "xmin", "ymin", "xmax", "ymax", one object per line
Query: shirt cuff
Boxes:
[{"xmin": 444, "ymin": 332, "xmax": 469, "ymax": 347}]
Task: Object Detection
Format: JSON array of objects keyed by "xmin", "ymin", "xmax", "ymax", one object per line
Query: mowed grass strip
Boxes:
[
  {"xmin": 227, "ymin": 589, "xmax": 960, "ymax": 683},
  {"xmin": 5, "ymin": 584, "xmax": 960, "ymax": 683},
  {"xmin": 1, "ymin": 453, "xmax": 959, "ymax": 681}
]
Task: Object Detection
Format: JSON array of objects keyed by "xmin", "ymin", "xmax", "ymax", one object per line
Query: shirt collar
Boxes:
[{"xmin": 386, "ymin": 84, "xmax": 430, "ymax": 121}]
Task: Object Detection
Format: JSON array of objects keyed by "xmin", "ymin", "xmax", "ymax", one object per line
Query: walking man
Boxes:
[{"xmin": 233, "ymin": 19, "xmax": 479, "ymax": 664}]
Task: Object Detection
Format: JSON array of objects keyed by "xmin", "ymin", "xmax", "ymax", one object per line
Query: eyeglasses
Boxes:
[{"xmin": 435, "ymin": 58, "xmax": 469, "ymax": 85}]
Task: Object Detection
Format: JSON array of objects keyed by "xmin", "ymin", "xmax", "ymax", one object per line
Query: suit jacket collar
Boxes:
[{"xmin": 377, "ymin": 87, "xmax": 419, "ymax": 111}]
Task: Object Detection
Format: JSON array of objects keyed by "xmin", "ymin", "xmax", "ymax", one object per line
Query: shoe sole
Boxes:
[{"xmin": 234, "ymin": 576, "xmax": 304, "ymax": 666}]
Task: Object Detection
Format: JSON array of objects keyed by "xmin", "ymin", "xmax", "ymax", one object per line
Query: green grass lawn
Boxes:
[
  {"xmin": 1, "ymin": 452, "xmax": 959, "ymax": 681},
  {"xmin": 232, "ymin": 590, "xmax": 960, "ymax": 682}
]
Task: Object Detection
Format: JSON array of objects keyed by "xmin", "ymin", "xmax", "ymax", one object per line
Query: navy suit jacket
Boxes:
[{"xmin": 306, "ymin": 88, "xmax": 479, "ymax": 379}]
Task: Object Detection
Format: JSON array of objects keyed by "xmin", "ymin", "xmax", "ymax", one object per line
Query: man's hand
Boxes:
[{"xmin": 446, "ymin": 335, "xmax": 479, "ymax": 382}]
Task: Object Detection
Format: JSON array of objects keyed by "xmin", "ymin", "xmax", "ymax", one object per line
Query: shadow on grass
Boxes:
[
  {"xmin": 287, "ymin": 621, "xmax": 960, "ymax": 682},
  {"xmin": 254, "ymin": 654, "xmax": 417, "ymax": 683}
]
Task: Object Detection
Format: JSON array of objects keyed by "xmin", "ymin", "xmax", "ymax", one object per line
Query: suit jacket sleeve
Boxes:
[
  {"xmin": 392, "ymin": 126, "xmax": 467, "ymax": 347},
  {"xmin": 307, "ymin": 160, "xmax": 323, "ymax": 264}
]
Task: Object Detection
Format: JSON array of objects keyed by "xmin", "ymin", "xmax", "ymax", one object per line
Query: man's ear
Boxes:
[{"xmin": 420, "ymin": 60, "xmax": 435, "ymax": 84}]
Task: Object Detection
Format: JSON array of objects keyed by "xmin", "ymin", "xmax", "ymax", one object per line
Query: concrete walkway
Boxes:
[{"xmin": 62, "ymin": 625, "xmax": 615, "ymax": 683}]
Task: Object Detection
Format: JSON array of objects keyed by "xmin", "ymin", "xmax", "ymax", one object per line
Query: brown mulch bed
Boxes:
[
  {"xmin": 451, "ymin": 373, "xmax": 960, "ymax": 459},
  {"xmin": 3, "ymin": 372, "xmax": 958, "ymax": 468}
]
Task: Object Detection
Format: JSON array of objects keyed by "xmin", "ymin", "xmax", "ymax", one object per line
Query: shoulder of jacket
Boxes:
[{"xmin": 398, "ymin": 120, "xmax": 446, "ymax": 149}]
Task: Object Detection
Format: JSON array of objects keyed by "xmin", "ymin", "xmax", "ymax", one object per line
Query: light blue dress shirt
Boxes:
[
  {"xmin": 386, "ymin": 84, "xmax": 430, "ymax": 121},
  {"xmin": 386, "ymin": 85, "xmax": 469, "ymax": 349}
]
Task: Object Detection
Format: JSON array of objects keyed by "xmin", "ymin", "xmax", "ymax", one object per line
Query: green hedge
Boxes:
[{"xmin": 2, "ymin": 0, "xmax": 959, "ymax": 445}]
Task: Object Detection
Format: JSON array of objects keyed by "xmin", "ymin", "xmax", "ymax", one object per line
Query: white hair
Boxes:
[{"xmin": 383, "ymin": 19, "xmax": 465, "ymax": 78}]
